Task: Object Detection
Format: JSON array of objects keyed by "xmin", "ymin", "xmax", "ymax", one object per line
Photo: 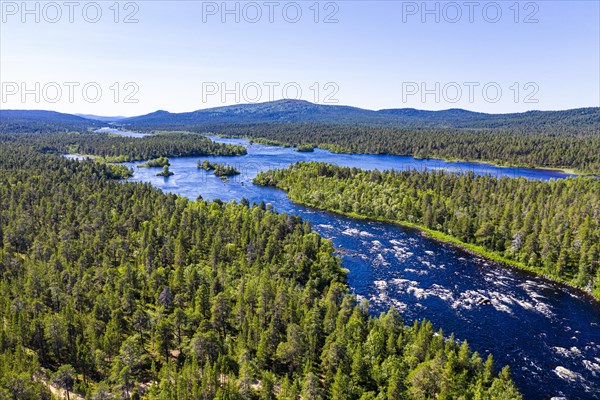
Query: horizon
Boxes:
[
  {"xmin": 1, "ymin": 1, "xmax": 599, "ymax": 115},
  {"xmin": 3, "ymin": 98, "xmax": 600, "ymax": 120}
]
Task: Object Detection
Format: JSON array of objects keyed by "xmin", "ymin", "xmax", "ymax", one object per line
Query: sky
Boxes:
[{"xmin": 1, "ymin": 0, "xmax": 599, "ymax": 116}]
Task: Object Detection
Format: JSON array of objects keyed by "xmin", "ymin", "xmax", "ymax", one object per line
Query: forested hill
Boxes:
[
  {"xmin": 119, "ymin": 100, "xmax": 600, "ymax": 129},
  {"xmin": 4, "ymin": 101, "xmax": 597, "ymax": 132},
  {"xmin": 0, "ymin": 140, "xmax": 521, "ymax": 398},
  {"xmin": 0, "ymin": 110, "xmax": 103, "ymax": 133},
  {"xmin": 255, "ymin": 162, "xmax": 600, "ymax": 299}
]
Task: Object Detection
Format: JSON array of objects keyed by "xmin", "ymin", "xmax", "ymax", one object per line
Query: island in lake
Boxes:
[
  {"xmin": 295, "ymin": 144, "xmax": 315, "ymax": 152},
  {"xmin": 156, "ymin": 165, "xmax": 174, "ymax": 177},
  {"xmin": 198, "ymin": 159, "xmax": 241, "ymax": 180},
  {"xmin": 138, "ymin": 156, "xmax": 170, "ymax": 168}
]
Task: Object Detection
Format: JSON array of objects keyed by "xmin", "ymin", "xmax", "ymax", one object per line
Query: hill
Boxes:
[
  {"xmin": 75, "ymin": 114, "xmax": 127, "ymax": 122},
  {"xmin": 0, "ymin": 110, "xmax": 103, "ymax": 133},
  {"xmin": 3, "ymin": 101, "xmax": 598, "ymax": 133},
  {"xmin": 119, "ymin": 99, "xmax": 600, "ymax": 130}
]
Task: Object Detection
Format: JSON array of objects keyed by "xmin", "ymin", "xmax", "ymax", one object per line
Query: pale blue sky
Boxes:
[{"xmin": 1, "ymin": 1, "xmax": 598, "ymax": 116}]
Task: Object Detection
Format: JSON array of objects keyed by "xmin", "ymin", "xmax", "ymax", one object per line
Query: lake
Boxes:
[{"xmin": 95, "ymin": 127, "xmax": 149, "ymax": 138}]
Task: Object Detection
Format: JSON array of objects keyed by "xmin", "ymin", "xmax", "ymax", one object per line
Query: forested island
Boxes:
[
  {"xmin": 198, "ymin": 160, "xmax": 241, "ymax": 179},
  {"xmin": 0, "ymin": 139, "xmax": 522, "ymax": 399},
  {"xmin": 255, "ymin": 162, "xmax": 600, "ymax": 299},
  {"xmin": 295, "ymin": 144, "xmax": 316, "ymax": 152},
  {"xmin": 139, "ymin": 156, "xmax": 170, "ymax": 168},
  {"xmin": 156, "ymin": 165, "xmax": 174, "ymax": 177}
]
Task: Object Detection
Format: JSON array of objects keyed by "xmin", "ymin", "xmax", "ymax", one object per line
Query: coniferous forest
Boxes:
[
  {"xmin": 0, "ymin": 131, "xmax": 247, "ymax": 162},
  {"xmin": 3, "ymin": 0, "xmax": 599, "ymax": 397},
  {"xmin": 0, "ymin": 138, "xmax": 522, "ymax": 398},
  {"xmin": 255, "ymin": 163, "xmax": 600, "ymax": 298}
]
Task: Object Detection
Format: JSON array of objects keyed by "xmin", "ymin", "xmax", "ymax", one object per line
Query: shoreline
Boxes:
[
  {"xmin": 276, "ymin": 194, "xmax": 600, "ymax": 302},
  {"xmin": 430, "ymin": 157, "xmax": 582, "ymax": 176},
  {"xmin": 210, "ymin": 134, "xmax": 591, "ymax": 176},
  {"xmin": 327, "ymin": 151, "xmax": 587, "ymax": 177}
]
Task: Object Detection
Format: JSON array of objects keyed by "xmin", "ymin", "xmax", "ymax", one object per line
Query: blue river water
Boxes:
[{"xmin": 113, "ymin": 135, "xmax": 598, "ymax": 399}]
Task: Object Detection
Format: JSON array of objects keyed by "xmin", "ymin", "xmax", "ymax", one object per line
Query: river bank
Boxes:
[{"xmin": 273, "ymin": 194, "xmax": 599, "ymax": 302}]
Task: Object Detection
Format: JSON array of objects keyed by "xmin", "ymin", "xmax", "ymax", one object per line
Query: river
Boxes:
[{"xmin": 118, "ymin": 135, "xmax": 599, "ymax": 399}]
